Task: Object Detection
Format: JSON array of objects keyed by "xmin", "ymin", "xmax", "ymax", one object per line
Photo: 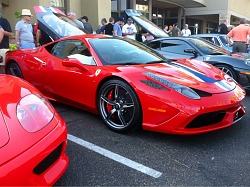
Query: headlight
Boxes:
[
  {"xmin": 143, "ymin": 72, "xmax": 201, "ymax": 100},
  {"xmin": 245, "ymin": 61, "xmax": 250, "ymax": 66},
  {"xmin": 17, "ymin": 94, "xmax": 55, "ymax": 133}
]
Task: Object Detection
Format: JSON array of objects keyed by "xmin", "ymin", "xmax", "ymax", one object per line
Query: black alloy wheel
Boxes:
[
  {"xmin": 6, "ymin": 62, "xmax": 24, "ymax": 79},
  {"xmin": 97, "ymin": 79, "xmax": 142, "ymax": 133},
  {"xmin": 215, "ymin": 64, "xmax": 237, "ymax": 81}
]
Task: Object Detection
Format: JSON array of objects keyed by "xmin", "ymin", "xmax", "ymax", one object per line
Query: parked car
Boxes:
[
  {"xmin": 0, "ymin": 74, "xmax": 68, "ymax": 186},
  {"xmin": 145, "ymin": 37, "xmax": 250, "ymax": 88},
  {"xmin": 4, "ymin": 7, "xmax": 246, "ymax": 135},
  {"xmin": 191, "ymin": 34, "xmax": 250, "ymax": 53},
  {"xmin": 124, "ymin": 10, "xmax": 250, "ymax": 89}
]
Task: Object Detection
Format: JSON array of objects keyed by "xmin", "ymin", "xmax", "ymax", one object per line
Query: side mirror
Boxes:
[
  {"xmin": 184, "ymin": 48, "xmax": 198, "ymax": 57},
  {"xmin": 62, "ymin": 58, "xmax": 89, "ymax": 72}
]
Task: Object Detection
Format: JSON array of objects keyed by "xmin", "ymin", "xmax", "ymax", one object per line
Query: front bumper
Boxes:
[
  {"xmin": 0, "ymin": 119, "xmax": 68, "ymax": 186},
  {"xmin": 140, "ymin": 84, "xmax": 246, "ymax": 135}
]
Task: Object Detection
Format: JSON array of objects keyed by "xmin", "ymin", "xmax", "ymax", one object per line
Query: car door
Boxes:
[
  {"xmin": 40, "ymin": 39, "xmax": 96, "ymax": 108},
  {"xmin": 159, "ymin": 39, "xmax": 203, "ymax": 60}
]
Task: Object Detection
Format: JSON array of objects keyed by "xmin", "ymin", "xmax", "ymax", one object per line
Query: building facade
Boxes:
[{"xmin": 0, "ymin": 0, "xmax": 249, "ymax": 34}]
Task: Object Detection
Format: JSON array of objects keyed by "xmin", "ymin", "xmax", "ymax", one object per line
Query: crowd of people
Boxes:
[{"xmin": 0, "ymin": 8, "xmax": 249, "ymax": 56}]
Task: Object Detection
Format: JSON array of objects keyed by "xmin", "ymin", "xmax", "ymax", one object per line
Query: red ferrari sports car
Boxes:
[
  {"xmin": 5, "ymin": 7, "xmax": 246, "ymax": 135},
  {"xmin": 0, "ymin": 74, "xmax": 68, "ymax": 186}
]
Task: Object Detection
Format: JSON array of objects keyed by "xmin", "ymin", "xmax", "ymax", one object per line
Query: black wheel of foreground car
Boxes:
[
  {"xmin": 6, "ymin": 62, "xmax": 24, "ymax": 79},
  {"xmin": 97, "ymin": 79, "xmax": 142, "ymax": 133},
  {"xmin": 215, "ymin": 64, "xmax": 237, "ymax": 81}
]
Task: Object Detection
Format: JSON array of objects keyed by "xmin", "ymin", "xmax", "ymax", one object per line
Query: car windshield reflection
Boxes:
[
  {"xmin": 190, "ymin": 39, "xmax": 228, "ymax": 55},
  {"xmin": 89, "ymin": 37, "xmax": 166, "ymax": 66},
  {"xmin": 132, "ymin": 16, "xmax": 169, "ymax": 38},
  {"xmin": 42, "ymin": 13, "xmax": 87, "ymax": 37}
]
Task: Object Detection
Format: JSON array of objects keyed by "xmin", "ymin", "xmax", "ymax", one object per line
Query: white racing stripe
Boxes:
[{"xmin": 68, "ymin": 134, "xmax": 163, "ymax": 178}]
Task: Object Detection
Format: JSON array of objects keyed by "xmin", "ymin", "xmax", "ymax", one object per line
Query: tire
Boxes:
[
  {"xmin": 215, "ymin": 64, "xmax": 237, "ymax": 81},
  {"xmin": 97, "ymin": 79, "xmax": 142, "ymax": 133},
  {"xmin": 6, "ymin": 62, "xmax": 24, "ymax": 79}
]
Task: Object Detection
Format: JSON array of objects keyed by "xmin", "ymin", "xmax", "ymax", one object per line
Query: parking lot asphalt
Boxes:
[{"xmin": 52, "ymin": 91, "xmax": 250, "ymax": 186}]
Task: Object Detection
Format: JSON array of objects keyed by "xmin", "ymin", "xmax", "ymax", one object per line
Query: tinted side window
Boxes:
[
  {"xmin": 147, "ymin": 41, "xmax": 161, "ymax": 50},
  {"xmin": 201, "ymin": 37, "xmax": 213, "ymax": 42},
  {"xmin": 52, "ymin": 39, "xmax": 95, "ymax": 65},
  {"xmin": 161, "ymin": 40, "xmax": 192, "ymax": 54},
  {"xmin": 45, "ymin": 42, "xmax": 57, "ymax": 53}
]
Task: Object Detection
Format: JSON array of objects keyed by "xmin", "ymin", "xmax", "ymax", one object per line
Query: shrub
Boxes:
[{"xmin": 9, "ymin": 43, "xmax": 17, "ymax": 51}]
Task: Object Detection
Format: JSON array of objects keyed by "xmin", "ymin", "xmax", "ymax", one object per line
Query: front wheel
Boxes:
[
  {"xmin": 215, "ymin": 64, "xmax": 237, "ymax": 81},
  {"xmin": 6, "ymin": 62, "xmax": 24, "ymax": 79},
  {"xmin": 97, "ymin": 79, "xmax": 142, "ymax": 133}
]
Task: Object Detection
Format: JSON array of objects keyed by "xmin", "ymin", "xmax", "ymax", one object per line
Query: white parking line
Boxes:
[{"xmin": 68, "ymin": 134, "xmax": 163, "ymax": 178}]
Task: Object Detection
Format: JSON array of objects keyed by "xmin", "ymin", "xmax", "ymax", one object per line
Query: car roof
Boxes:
[
  {"xmin": 191, "ymin": 34, "xmax": 227, "ymax": 37},
  {"xmin": 146, "ymin": 37, "xmax": 199, "ymax": 42}
]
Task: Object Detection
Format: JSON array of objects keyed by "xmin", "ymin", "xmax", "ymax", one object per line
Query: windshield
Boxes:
[
  {"xmin": 132, "ymin": 16, "xmax": 169, "ymax": 38},
  {"xmin": 42, "ymin": 13, "xmax": 87, "ymax": 38},
  {"xmin": 190, "ymin": 39, "xmax": 228, "ymax": 55},
  {"xmin": 89, "ymin": 37, "xmax": 166, "ymax": 66}
]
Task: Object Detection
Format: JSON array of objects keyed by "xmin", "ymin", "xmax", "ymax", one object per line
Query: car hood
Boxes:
[
  {"xmin": 231, "ymin": 52, "xmax": 250, "ymax": 60},
  {"xmin": 0, "ymin": 109, "xmax": 9, "ymax": 149},
  {"xmin": 125, "ymin": 9, "xmax": 169, "ymax": 39},
  {"xmin": 131, "ymin": 59, "xmax": 237, "ymax": 94},
  {"xmin": 34, "ymin": 6, "xmax": 88, "ymax": 41}
]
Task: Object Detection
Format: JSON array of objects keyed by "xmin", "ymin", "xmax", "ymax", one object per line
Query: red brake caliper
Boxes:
[{"xmin": 107, "ymin": 90, "xmax": 114, "ymax": 118}]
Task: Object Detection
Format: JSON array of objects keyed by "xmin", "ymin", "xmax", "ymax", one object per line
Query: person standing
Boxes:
[
  {"xmin": 163, "ymin": 25, "xmax": 168, "ymax": 32},
  {"xmin": 35, "ymin": 22, "xmax": 52, "ymax": 47},
  {"xmin": 0, "ymin": 15, "xmax": 12, "ymax": 63},
  {"xmin": 172, "ymin": 22, "xmax": 180, "ymax": 37},
  {"xmin": 113, "ymin": 16, "xmax": 124, "ymax": 36},
  {"xmin": 181, "ymin": 24, "xmax": 191, "ymax": 36},
  {"xmin": 81, "ymin": 16, "xmax": 93, "ymax": 34},
  {"xmin": 122, "ymin": 18, "xmax": 137, "ymax": 40},
  {"xmin": 97, "ymin": 18, "xmax": 107, "ymax": 34},
  {"xmin": 67, "ymin": 10, "xmax": 84, "ymax": 28},
  {"xmin": 104, "ymin": 17, "xmax": 114, "ymax": 35},
  {"xmin": 227, "ymin": 25, "xmax": 234, "ymax": 33},
  {"xmin": 227, "ymin": 18, "xmax": 250, "ymax": 53},
  {"xmin": 168, "ymin": 25, "xmax": 173, "ymax": 36},
  {"xmin": 15, "ymin": 9, "xmax": 35, "ymax": 49},
  {"xmin": 219, "ymin": 19, "xmax": 228, "ymax": 34}
]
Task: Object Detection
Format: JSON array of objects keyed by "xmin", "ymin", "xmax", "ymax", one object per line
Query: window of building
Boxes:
[
  {"xmin": 111, "ymin": 0, "xmax": 118, "ymax": 11},
  {"xmin": 111, "ymin": 12, "xmax": 119, "ymax": 22},
  {"xmin": 152, "ymin": 7, "xmax": 157, "ymax": 17},
  {"xmin": 51, "ymin": 0, "xmax": 66, "ymax": 13},
  {"xmin": 158, "ymin": 9, "xmax": 163, "ymax": 18},
  {"xmin": 136, "ymin": 0, "xmax": 149, "ymax": 11},
  {"xmin": 165, "ymin": 8, "xmax": 178, "ymax": 18},
  {"xmin": 121, "ymin": 0, "xmax": 127, "ymax": 11},
  {"xmin": 111, "ymin": 0, "xmax": 129, "ymax": 21},
  {"xmin": 207, "ymin": 21, "xmax": 218, "ymax": 33}
]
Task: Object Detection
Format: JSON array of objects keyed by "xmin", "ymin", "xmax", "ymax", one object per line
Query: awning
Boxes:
[{"xmin": 157, "ymin": 0, "xmax": 207, "ymax": 8}]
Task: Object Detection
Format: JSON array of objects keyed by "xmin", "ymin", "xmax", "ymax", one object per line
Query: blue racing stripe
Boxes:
[{"xmin": 167, "ymin": 62, "xmax": 217, "ymax": 83}]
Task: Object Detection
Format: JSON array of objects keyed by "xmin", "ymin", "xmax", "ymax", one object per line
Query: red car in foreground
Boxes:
[
  {"xmin": 5, "ymin": 6, "xmax": 246, "ymax": 135},
  {"xmin": 0, "ymin": 75, "xmax": 68, "ymax": 186}
]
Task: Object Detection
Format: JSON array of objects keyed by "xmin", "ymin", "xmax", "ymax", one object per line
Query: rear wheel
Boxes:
[
  {"xmin": 6, "ymin": 62, "xmax": 24, "ymax": 79},
  {"xmin": 215, "ymin": 64, "xmax": 237, "ymax": 81},
  {"xmin": 97, "ymin": 79, "xmax": 142, "ymax": 133}
]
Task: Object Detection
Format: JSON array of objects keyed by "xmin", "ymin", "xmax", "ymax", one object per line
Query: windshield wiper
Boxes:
[
  {"xmin": 209, "ymin": 53, "xmax": 224, "ymax": 55},
  {"xmin": 146, "ymin": 60, "xmax": 170, "ymax": 64},
  {"xmin": 113, "ymin": 62, "xmax": 142, "ymax": 65}
]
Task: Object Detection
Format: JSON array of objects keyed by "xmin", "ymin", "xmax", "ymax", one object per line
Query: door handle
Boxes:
[
  {"xmin": 34, "ymin": 57, "xmax": 47, "ymax": 67},
  {"xmin": 42, "ymin": 61, "xmax": 47, "ymax": 66}
]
